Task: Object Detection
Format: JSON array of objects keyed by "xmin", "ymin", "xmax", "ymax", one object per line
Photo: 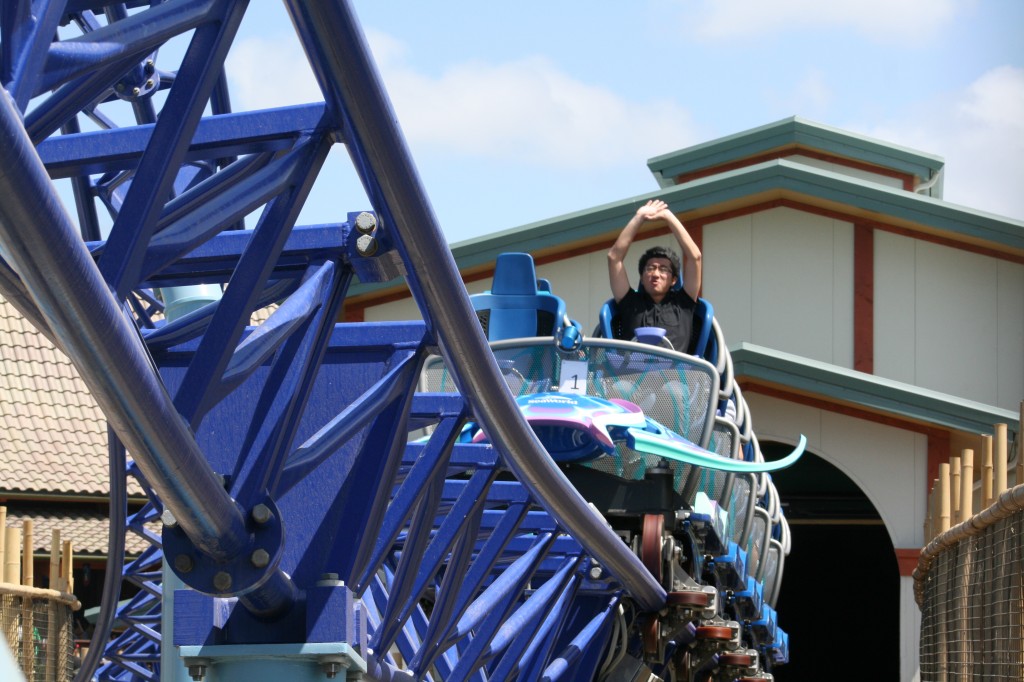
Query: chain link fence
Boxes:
[
  {"xmin": 916, "ymin": 485, "xmax": 1024, "ymax": 680},
  {"xmin": 1, "ymin": 586, "xmax": 77, "ymax": 682}
]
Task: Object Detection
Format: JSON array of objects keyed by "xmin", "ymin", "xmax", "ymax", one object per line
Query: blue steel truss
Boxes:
[
  {"xmin": 0, "ymin": 2, "xmax": 667, "ymax": 681},
  {"xmin": 0, "ymin": 3, "xmax": 797, "ymax": 681}
]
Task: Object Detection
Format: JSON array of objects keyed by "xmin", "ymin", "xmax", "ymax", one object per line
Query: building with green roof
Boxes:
[{"xmin": 350, "ymin": 117, "xmax": 1022, "ymax": 680}]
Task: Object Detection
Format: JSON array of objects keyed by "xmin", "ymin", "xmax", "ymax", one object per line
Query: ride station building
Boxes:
[{"xmin": 343, "ymin": 117, "xmax": 1023, "ymax": 681}]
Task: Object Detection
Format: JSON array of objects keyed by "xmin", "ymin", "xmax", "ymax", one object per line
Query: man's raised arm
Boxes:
[{"xmin": 608, "ymin": 199, "xmax": 666, "ymax": 302}]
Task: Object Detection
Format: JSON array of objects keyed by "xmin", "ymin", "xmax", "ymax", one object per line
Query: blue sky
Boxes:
[{"xmin": 225, "ymin": 1, "xmax": 1023, "ymax": 243}]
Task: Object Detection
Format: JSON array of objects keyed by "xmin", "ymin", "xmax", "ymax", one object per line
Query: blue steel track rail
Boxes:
[{"xmin": 0, "ymin": 2, "xmax": 663, "ymax": 680}]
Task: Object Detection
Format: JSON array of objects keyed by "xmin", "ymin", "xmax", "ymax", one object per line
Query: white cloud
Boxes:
[
  {"xmin": 691, "ymin": 0, "xmax": 961, "ymax": 43},
  {"xmin": 957, "ymin": 64, "xmax": 1024, "ymax": 132},
  {"xmin": 857, "ymin": 65, "xmax": 1024, "ymax": 219},
  {"xmin": 225, "ymin": 32, "xmax": 699, "ymax": 171},
  {"xmin": 383, "ymin": 55, "xmax": 697, "ymax": 169},
  {"xmin": 766, "ymin": 68, "xmax": 833, "ymax": 119},
  {"xmin": 225, "ymin": 37, "xmax": 323, "ymax": 109},
  {"xmin": 363, "ymin": 28, "xmax": 408, "ymax": 69},
  {"xmin": 223, "ymin": 30, "xmax": 413, "ymax": 110}
]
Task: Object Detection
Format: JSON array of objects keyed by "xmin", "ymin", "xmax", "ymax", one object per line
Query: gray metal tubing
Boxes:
[
  {"xmin": 74, "ymin": 428, "xmax": 127, "ymax": 682},
  {"xmin": 284, "ymin": 0, "xmax": 665, "ymax": 610},
  {"xmin": 0, "ymin": 257, "xmax": 58, "ymax": 346},
  {"xmin": 0, "ymin": 92, "xmax": 248, "ymax": 562}
]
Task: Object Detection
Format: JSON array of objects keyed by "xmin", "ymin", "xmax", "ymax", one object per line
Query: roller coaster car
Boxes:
[
  {"xmin": 418, "ymin": 253, "xmax": 803, "ymax": 677},
  {"xmin": 426, "ymin": 253, "xmax": 803, "ymax": 560}
]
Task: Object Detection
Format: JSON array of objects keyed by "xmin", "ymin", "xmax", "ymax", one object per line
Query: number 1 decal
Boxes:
[{"xmin": 558, "ymin": 360, "xmax": 588, "ymax": 394}]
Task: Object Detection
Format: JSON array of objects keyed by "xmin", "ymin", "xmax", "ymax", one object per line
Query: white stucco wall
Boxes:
[
  {"xmin": 875, "ymin": 231, "xmax": 1024, "ymax": 411},
  {"xmin": 702, "ymin": 206, "xmax": 855, "ymax": 367},
  {"xmin": 900, "ymin": 577, "xmax": 923, "ymax": 682}
]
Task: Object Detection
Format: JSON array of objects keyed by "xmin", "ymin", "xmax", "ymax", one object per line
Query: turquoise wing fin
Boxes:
[{"xmin": 626, "ymin": 430, "xmax": 806, "ymax": 473}]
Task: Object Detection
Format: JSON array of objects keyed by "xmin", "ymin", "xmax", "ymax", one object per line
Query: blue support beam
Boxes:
[{"xmin": 0, "ymin": 2, "xmax": 798, "ymax": 680}]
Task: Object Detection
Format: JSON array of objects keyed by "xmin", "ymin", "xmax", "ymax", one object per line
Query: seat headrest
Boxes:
[{"xmin": 491, "ymin": 253, "xmax": 538, "ymax": 295}]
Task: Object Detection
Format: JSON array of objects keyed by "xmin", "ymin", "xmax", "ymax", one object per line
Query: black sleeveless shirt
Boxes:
[{"xmin": 615, "ymin": 288, "xmax": 697, "ymax": 353}]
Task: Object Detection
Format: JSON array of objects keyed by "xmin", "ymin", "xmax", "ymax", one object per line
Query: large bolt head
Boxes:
[
  {"xmin": 251, "ymin": 503, "xmax": 272, "ymax": 525},
  {"xmin": 250, "ymin": 549, "xmax": 270, "ymax": 569},
  {"xmin": 356, "ymin": 233, "xmax": 378, "ymax": 256},
  {"xmin": 354, "ymin": 211, "xmax": 377, "ymax": 234},
  {"xmin": 174, "ymin": 554, "xmax": 193, "ymax": 573},
  {"xmin": 213, "ymin": 571, "xmax": 232, "ymax": 592}
]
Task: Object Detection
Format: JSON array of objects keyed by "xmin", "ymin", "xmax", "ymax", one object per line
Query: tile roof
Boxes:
[
  {"xmin": 3, "ymin": 505, "xmax": 154, "ymax": 557},
  {"xmin": 1, "ymin": 294, "xmax": 113, "ymax": 496},
  {"xmin": 1, "ymin": 294, "xmax": 275, "ymax": 500}
]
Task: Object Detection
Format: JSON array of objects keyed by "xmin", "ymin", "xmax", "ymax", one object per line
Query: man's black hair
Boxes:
[{"xmin": 638, "ymin": 245, "xmax": 680, "ymax": 281}]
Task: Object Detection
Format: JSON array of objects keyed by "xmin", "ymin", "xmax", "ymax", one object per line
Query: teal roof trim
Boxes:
[
  {"xmin": 348, "ymin": 159, "xmax": 1022, "ymax": 298},
  {"xmin": 731, "ymin": 343, "xmax": 1020, "ymax": 437},
  {"xmin": 702, "ymin": 159, "xmax": 1024, "ymax": 248},
  {"xmin": 647, "ymin": 117, "xmax": 945, "ymax": 188}
]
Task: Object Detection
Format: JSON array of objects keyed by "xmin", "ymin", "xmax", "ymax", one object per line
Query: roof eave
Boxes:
[
  {"xmin": 731, "ymin": 342, "xmax": 1020, "ymax": 437},
  {"xmin": 647, "ymin": 116, "xmax": 945, "ymax": 184}
]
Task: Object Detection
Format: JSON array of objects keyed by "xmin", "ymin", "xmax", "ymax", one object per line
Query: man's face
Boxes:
[{"xmin": 641, "ymin": 257, "xmax": 676, "ymax": 298}]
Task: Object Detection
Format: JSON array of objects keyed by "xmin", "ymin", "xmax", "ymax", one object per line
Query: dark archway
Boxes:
[{"xmin": 764, "ymin": 444, "xmax": 901, "ymax": 681}]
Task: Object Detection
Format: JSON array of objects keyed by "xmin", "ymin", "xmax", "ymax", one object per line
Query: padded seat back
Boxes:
[{"xmin": 471, "ymin": 253, "xmax": 567, "ymax": 341}]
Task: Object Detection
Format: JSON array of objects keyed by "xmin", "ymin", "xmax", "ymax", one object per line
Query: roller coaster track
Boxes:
[{"xmin": 0, "ymin": 2, "xmax": 672, "ymax": 680}]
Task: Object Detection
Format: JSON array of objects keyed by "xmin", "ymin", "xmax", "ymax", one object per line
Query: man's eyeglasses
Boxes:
[{"xmin": 643, "ymin": 264, "xmax": 673, "ymax": 276}]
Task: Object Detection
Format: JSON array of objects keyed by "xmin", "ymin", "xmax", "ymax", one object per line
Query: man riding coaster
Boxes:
[{"xmin": 607, "ymin": 199, "xmax": 702, "ymax": 353}]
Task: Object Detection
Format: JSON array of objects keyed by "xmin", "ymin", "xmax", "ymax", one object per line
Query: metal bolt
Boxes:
[
  {"xmin": 115, "ymin": 83, "xmax": 125, "ymax": 92},
  {"xmin": 174, "ymin": 554, "xmax": 193, "ymax": 574},
  {"xmin": 250, "ymin": 549, "xmax": 270, "ymax": 569},
  {"xmin": 320, "ymin": 655, "xmax": 350, "ymax": 679},
  {"xmin": 187, "ymin": 663, "xmax": 207, "ymax": 681},
  {"xmin": 355, "ymin": 233, "xmax": 377, "ymax": 256},
  {"xmin": 161, "ymin": 509, "xmax": 177, "ymax": 528},
  {"xmin": 145, "ymin": 59, "xmax": 155, "ymax": 74},
  {"xmin": 317, "ymin": 572, "xmax": 344, "ymax": 587},
  {"xmin": 132, "ymin": 87, "xmax": 140, "ymax": 96},
  {"xmin": 251, "ymin": 503, "xmax": 272, "ymax": 525},
  {"xmin": 145, "ymin": 79, "xmax": 154, "ymax": 89},
  {"xmin": 588, "ymin": 565, "xmax": 603, "ymax": 580},
  {"xmin": 213, "ymin": 571, "xmax": 232, "ymax": 591},
  {"xmin": 354, "ymin": 211, "xmax": 377, "ymax": 234}
]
